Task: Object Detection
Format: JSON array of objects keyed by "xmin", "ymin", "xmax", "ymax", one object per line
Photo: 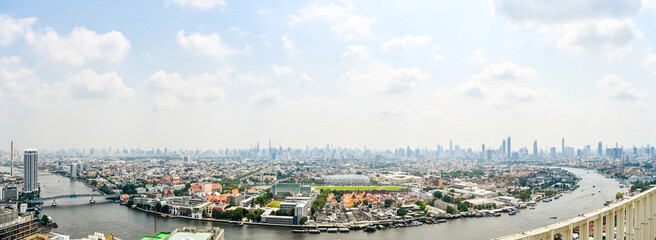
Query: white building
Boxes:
[
  {"xmin": 323, "ymin": 174, "xmax": 370, "ymax": 184},
  {"xmin": 70, "ymin": 163, "xmax": 77, "ymax": 179}
]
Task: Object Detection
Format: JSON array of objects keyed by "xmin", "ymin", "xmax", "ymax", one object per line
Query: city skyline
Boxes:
[{"xmin": 1, "ymin": 1, "xmax": 656, "ymax": 149}]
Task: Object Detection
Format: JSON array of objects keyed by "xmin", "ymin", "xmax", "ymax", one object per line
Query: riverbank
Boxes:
[{"xmin": 40, "ymin": 167, "xmax": 623, "ymax": 239}]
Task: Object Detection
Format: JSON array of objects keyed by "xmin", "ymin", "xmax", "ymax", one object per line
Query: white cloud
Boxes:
[
  {"xmin": 469, "ymin": 50, "xmax": 487, "ymax": 63},
  {"xmin": 249, "ymin": 88, "xmax": 282, "ymax": 106},
  {"xmin": 496, "ymin": 83, "xmax": 548, "ymax": 103},
  {"xmin": 596, "ymin": 74, "xmax": 646, "ymax": 101},
  {"xmin": 490, "ymin": 0, "xmax": 642, "ymax": 24},
  {"xmin": 370, "ymin": 104, "xmax": 410, "ymax": 117},
  {"xmin": 171, "ymin": 0, "xmax": 226, "ymax": 10},
  {"xmin": 148, "ymin": 70, "xmax": 227, "ymax": 110},
  {"xmin": 341, "ymin": 45, "xmax": 370, "ymax": 65},
  {"xmin": 539, "ymin": 19, "xmax": 642, "ymax": 59},
  {"xmin": 473, "ymin": 61, "xmax": 538, "ymax": 81},
  {"xmin": 0, "ymin": 56, "xmax": 41, "ymax": 97},
  {"xmin": 455, "ymin": 80, "xmax": 489, "ymax": 99},
  {"xmin": 238, "ymin": 73, "xmax": 271, "ymax": 84},
  {"xmin": 281, "ymin": 35, "xmax": 298, "ymax": 57},
  {"xmin": 432, "ymin": 53, "xmax": 445, "ymax": 62},
  {"xmin": 381, "ymin": 35, "xmax": 431, "ymax": 51},
  {"xmin": 291, "ymin": 2, "xmax": 375, "ymax": 41},
  {"xmin": 272, "ymin": 64, "xmax": 294, "ymax": 77},
  {"xmin": 177, "ymin": 30, "xmax": 237, "ymax": 60},
  {"xmin": 643, "ymin": 53, "xmax": 656, "ymax": 75},
  {"xmin": 0, "ymin": 14, "xmax": 36, "ymax": 47},
  {"xmin": 28, "ymin": 27, "xmax": 130, "ymax": 65},
  {"xmin": 342, "ymin": 61, "xmax": 430, "ymax": 95},
  {"xmin": 299, "ymin": 73, "xmax": 314, "ymax": 83},
  {"xmin": 229, "ymin": 26, "xmax": 250, "ymax": 37},
  {"xmin": 490, "ymin": 0, "xmax": 644, "ymax": 59},
  {"xmin": 67, "ymin": 70, "xmax": 134, "ymax": 99}
]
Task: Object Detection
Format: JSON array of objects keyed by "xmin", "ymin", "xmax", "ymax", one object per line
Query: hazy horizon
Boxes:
[{"xmin": 1, "ymin": 0, "xmax": 656, "ymax": 150}]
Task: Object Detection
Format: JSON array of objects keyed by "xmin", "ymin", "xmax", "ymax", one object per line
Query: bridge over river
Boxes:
[{"xmin": 33, "ymin": 193, "xmax": 120, "ymax": 201}]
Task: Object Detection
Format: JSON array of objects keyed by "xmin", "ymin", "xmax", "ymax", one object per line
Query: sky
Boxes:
[{"xmin": 1, "ymin": 0, "xmax": 656, "ymax": 151}]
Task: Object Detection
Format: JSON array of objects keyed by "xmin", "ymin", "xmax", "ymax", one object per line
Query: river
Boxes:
[{"xmin": 6, "ymin": 167, "xmax": 621, "ymax": 240}]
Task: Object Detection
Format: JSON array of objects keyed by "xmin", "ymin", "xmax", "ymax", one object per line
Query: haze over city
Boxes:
[{"xmin": 1, "ymin": 0, "xmax": 656, "ymax": 150}]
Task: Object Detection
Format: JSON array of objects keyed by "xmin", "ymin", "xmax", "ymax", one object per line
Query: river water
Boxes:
[{"xmin": 7, "ymin": 167, "xmax": 621, "ymax": 240}]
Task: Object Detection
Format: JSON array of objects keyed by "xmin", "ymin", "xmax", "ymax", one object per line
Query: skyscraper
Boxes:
[
  {"xmin": 502, "ymin": 139, "xmax": 506, "ymax": 156},
  {"xmin": 10, "ymin": 141, "xmax": 13, "ymax": 177},
  {"xmin": 507, "ymin": 137, "xmax": 511, "ymax": 158},
  {"xmin": 562, "ymin": 138, "xmax": 565, "ymax": 155},
  {"xmin": 23, "ymin": 149, "xmax": 38, "ymax": 193},
  {"xmin": 70, "ymin": 163, "xmax": 77, "ymax": 179},
  {"xmin": 533, "ymin": 140, "xmax": 538, "ymax": 156},
  {"xmin": 598, "ymin": 141, "xmax": 603, "ymax": 155},
  {"xmin": 481, "ymin": 144, "xmax": 485, "ymax": 159}
]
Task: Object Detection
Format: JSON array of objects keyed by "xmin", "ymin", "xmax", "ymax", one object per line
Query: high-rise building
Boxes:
[
  {"xmin": 533, "ymin": 140, "xmax": 538, "ymax": 156},
  {"xmin": 561, "ymin": 138, "xmax": 565, "ymax": 155},
  {"xmin": 507, "ymin": 137, "xmax": 511, "ymax": 158},
  {"xmin": 598, "ymin": 141, "xmax": 603, "ymax": 155},
  {"xmin": 10, "ymin": 141, "xmax": 13, "ymax": 177},
  {"xmin": 502, "ymin": 139, "xmax": 506, "ymax": 156},
  {"xmin": 23, "ymin": 149, "xmax": 38, "ymax": 193},
  {"xmin": 70, "ymin": 163, "xmax": 77, "ymax": 179}
]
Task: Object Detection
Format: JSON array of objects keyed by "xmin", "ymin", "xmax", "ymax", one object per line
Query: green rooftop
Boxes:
[{"xmin": 140, "ymin": 232, "xmax": 171, "ymax": 240}]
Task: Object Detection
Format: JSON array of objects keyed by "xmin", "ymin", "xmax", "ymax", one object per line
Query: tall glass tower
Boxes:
[{"xmin": 23, "ymin": 148, "xmax": 39, "ymax": 193}]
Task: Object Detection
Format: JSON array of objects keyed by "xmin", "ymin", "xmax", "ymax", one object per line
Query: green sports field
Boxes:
[{"xmin": 315, "ymin": 186, "xmax": 406, "ymax": 191}]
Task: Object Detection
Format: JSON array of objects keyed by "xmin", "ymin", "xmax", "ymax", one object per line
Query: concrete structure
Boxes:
[
  {"xmin": 23, "ymin": 149, "xmax": 38, "ymax": 193},
  {"xmin": 0, "ymin": 209, "xmax": 38, "ymax": 239},
  {"xmin": 2, "ymin": 185, "xmax": 20, "ymax": 200},
  {"xmin": 70, "ymin": 163, "xmax": 77, "ymax": 179},
  {"xmin": 493, "ymin": 187, "xmax": 656, "ymax": 240},
  {"xmin": 271, "ymin": 183, "xmax": 312, "ymax": 195},
  {"xmin": 323, "ymin": 174, "xmax": 369, "ymax": 185}
]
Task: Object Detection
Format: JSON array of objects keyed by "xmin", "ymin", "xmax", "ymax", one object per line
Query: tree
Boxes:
[
  {"xmin": 441, "ymin": 195, "xmax": 452, "ymax": 203},
  {"xmin": 300, "ymin": 216, "xmax": 308, "ymax": 225},
  {"xmin": 155, "ymin": 202, "xmax": 162, "ymax": 212},
  {"xmin": 446, "ymin": 205, "xmax": 455, "ymax": 214},
  {"xmin": 433, "ymin": 191, "xmax": 443, "ymax": 199},
  {"xmin": 616, "ymin": 192, "xmax": 624, "ymax": 200},
  {"xmin": 160, "ymin": 205, "xmax": 170, "ymax": 213},
  {"xmin": 415, "ymin": 201, "xmax": 427, "ymax": 213},
  {"xmin": 41, "ymin": 215, "xmax": 49, "ymax": 223},
  {"xmin": 384, "ymin": 199, "xmax": 395, "ymax": 208},
  {"xmin": 457, "ymin": 202, "xmax": 468, "ymax": 212},
  {"xmin": 396, "ymin": 208, "xmax": 408, "ymax": 216}
]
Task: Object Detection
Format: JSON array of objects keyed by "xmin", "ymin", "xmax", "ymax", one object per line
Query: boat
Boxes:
[
  {"xmin": 550, "ymin": 216, "xmax": 557, "ymax": 219},
  {"xmin": 292, "ymin": 229, "xmax": 308, "ymax": 233},
  {"xmin": 411, "ymin": 221, "xmax": 423, "ymax": 226},
  {"xmin": 376, "ymin": 225, "xmax": 385, "ymax": 230},
  {"xmin": 494, "ymin": 213, "xmax": 501, "ymax": 217},
  {"xmin": 437, "ymin": 219, "xmax": 447, "ymax": 223},
  {"xmin": 327, "ymin": 228, "xmax": 338, "ymax": 233},
  {"xmin": 338, "ymin": 228, "xmax": 350, "ymax": 232},
  {"xmin": 509, "ymin": 210, "xmax": 517, "ymax": 215},
  {"xmin": 51, "ymin": 200, "xmax": 57, "ymax": 207},
  {"xmin": 529, "ymin": 207, "xmax": 536, "ymax": 210},
  {"xmin": 308, "ymin": 229, "xmax": 320, "ymax": 234},
  {"xmin": 604, "ymin": 201, "xmax": 613, "ymax": 206},
  {"xmin": 318, "ymin": 228, "xmax": 327, "ymax": 232},
  {"xmin": 364, "ymin": 226, "xmax": 377, "ymax": 232},
  {"xmin": 89, "ymin": 197, "xmax": 96, "ymax": 204}
]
